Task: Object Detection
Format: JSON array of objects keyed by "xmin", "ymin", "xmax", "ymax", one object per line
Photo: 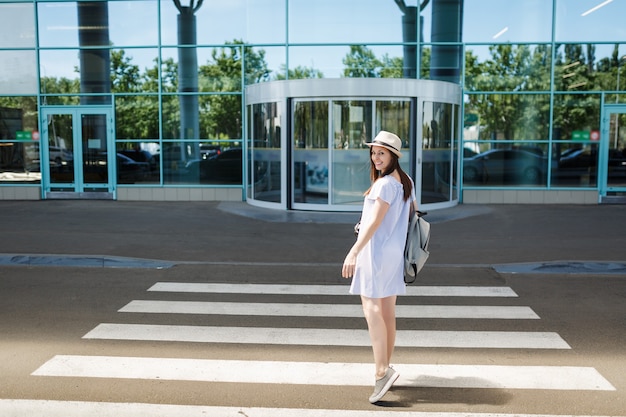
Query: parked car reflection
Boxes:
[
  {"xmin": 116, "ymin": 153, "xmax": 150, "ymax": 183},
  {"xmin": 185, "ymin": 148, "xmax": 242, "ymax": 183},
  {"xmin": 463, "ymin": 148, "xmax": 547, "ymax": 185}
]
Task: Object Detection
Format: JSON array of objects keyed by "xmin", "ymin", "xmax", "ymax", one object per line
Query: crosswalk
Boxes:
[{"xmin": 22, "ymin": 281, "xmax": 618, "ymax": 415}]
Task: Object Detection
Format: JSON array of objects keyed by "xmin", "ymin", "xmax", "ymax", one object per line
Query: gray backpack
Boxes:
[{"xmin": 404, "ymin": 211, "xmax": 430, "ymax": 284}]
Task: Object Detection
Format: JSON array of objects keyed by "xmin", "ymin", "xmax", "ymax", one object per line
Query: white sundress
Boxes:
[{"xmin": 349, "ymin": 175, "xmax": 415, "ymax": 298}]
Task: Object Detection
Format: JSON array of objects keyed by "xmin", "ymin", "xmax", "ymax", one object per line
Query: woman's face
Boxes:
[{"xmin": 371, "ymin": 145, "xmax": 394, "ymax": 172}]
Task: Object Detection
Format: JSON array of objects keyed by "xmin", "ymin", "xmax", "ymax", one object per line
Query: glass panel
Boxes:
[
  {"xmin": 551, "ymin": 142, "xmax": 598, "ymax": 187},
  {"xmin": 293, "ymin": 100, "xmax": 328, "ymax": 204},
  {"xmin": 422, "ymin": 101, "xmax": 454, "ymax": 203},
  {"xmin": 38, "ymin": 1, "xmax": 156, "ymax": 47},
  {"xmin": 115, "ymin": 95, "xmax": 159, "ymax": 139},
  {"xmin": 108, "ymin": 1, "xmax": 158, "ymax": 47},
  {"xmin": 161, "ymin": 140, "xmax": 191, "ymax": 184},
  {"xmin": 556, "ymin": 0, "xmax": 626, "ymax": 42},
  {"xmin": 463, "ymin": 141, "xmax": 549, "ymax": 186},
  {"xmin": 0, "ymin": 2, "xmax": 35, "ymax": 48},
  {"xmin": 452, "ymin": 104, "xmax": 460, "ymax": 200},
  {"xmin": 331, "ymin": 100, "xmax": 372, "ymax": 205},
  {"xmin": 463, "ymin": 0, "xmax": 552, "ymax": 43},
  {"xmin": 82, "ymin": 114, "xmax": 109, "ymax": 184},
  {"xmin": 161, "ymin": 0, "xmax": 285, "ymax": 45},
  {"xmin": 464, "ymin": 45, "xmax": 552, "ymax": 92},
  {"xmin": 251, "ymin": 102, "xmax": 281, "ymax": 203},
  {"xmin": 194, "ymin": 141, "xmax": 242, "ymax": 185},
  {"xmin": 607, "ymin": 113, "xmax": 626, "ymax": 187},
  {"xmin": 0, "ymin": 98, "xmax": 40, "ymax": 182},
  {"xmin": 116, "ymin": 141, "xmax": 160, "ymax": 184},
  {"xmin": 551, "ymin": 93, "xmax": 601, "ymax": 142},
  {"xmin": 111, "ymin": 49, "xmax": 160, "ymax": 93},
  {"xmin": 553, "ymin": 44, "xmax": 625, "ymax": 92},
  {"xmin": 37, "ymin": 2, "xmax": 78, "ymax": 47},
  {"xmin": 162, "ymin": 139, "xmax": 241, "ymax": 185},
  {"xmin": 200, "ymin": 94, "xmax": 243, "ymax": 139},
  {"xmin": 0, "ymin": 142, "xmax": 41, "ymax": 183},
  {"xmin": 288, "ymin": 45, "xmax": 406, "ymax": 80},
  {"xmin": 464, "ymin": 93, "xmax": 551, "ymax": 141},
  {"xmin": 376, "ymin": 100, "xmax": 411, "ymax": 175},
  {"xmin": 48, "ymin": 114, "xmax": 74, "ymax": 184},
  {"xmin": 289, "ymin": 0, "xmax": 403, "ymax": 44},
  {"xmin": 0, "ymin": 50, "xmax": 37, "ymax": 94}
]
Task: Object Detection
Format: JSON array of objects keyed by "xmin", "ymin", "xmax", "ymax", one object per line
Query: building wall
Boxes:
[{"xmin": 0, "ymin": 0, "xmax": 625, "ymax": 205}]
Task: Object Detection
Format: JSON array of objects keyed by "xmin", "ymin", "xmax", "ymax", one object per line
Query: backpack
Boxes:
[{"xmin": 404, "ymin": 211, "xmax": 430, "ymax": 284}]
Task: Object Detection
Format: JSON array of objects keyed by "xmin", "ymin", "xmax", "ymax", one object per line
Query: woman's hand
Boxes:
[{"xmin": 342, "ymin": 251, "xmax": 357, "ymax": 279}]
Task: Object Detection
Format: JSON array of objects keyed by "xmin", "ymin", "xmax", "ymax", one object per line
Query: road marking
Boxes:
[
  {"xmin": 2, "ymin": 400, "xmax": 623, "ymax": 417},
  {"xmin": 83, "ymin": 324, "xmax": 570, "ymax": 349},
  {"xmin": 32, "ymin": 356, "xmax": 615, "ymax": 390},
  {"xmin": 148, "ymin": 283, "xmax": 518, "ymax": 297},
  {"xmin": 119, "ymin": 300, "xmax": 539, "ymax": 319}
]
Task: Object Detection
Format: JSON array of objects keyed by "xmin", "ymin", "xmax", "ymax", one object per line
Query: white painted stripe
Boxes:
[
  {"xmin": 84, "ymin": 324, "xmax": 570, "ymax": 349},
  {"xmin": 119, "ymin": 300, "xmax": 538, "ymax": 319},
  {"xmin": 2, "ymin": 400, "xmax": 622, "ymax": 417},
  {"xmin": 32, "ymin": 356, "xmax": 615, "ymax": 390},
  {"xmin": 148, "ymin": 282, "xmax": 518, "ymax": 297}
]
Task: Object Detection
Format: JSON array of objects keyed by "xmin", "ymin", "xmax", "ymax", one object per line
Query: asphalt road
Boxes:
[{"xmin": 0, "ymin": 201, "xmax": 624, "ymax": 416}]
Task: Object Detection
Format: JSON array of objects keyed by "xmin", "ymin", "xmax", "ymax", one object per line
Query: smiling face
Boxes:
[{"xmin": 370, "ymin": 145, "xmax": 394, "ymax": 172}]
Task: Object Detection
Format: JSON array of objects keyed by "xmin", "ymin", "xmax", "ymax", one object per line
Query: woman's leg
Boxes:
[
  {"xmin": 361, "ymin": 295, "xmax": 397, "ymax": 378},
  {"xmin": 380, "ymin": 295, "xmax": 397, "ymax": 365}
]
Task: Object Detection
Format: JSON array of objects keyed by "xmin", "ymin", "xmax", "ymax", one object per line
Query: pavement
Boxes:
[{"xmin": 0, "ymin": 199, "xmax": 625, "ymax": 275}]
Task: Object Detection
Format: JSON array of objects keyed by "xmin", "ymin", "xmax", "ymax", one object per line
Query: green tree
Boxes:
[
  {"xmin": 342, "ymin": 45, "xmax": 382, "ymax": 78},
  {"xmin": 198, "ymin": 40, "xmax": 269, "ymax": 139},
  {"xmin": 274, "ymin": 65, "xmax": 324, "ymax": 80}
]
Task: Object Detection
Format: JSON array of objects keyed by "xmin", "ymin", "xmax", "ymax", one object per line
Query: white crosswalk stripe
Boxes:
[
  {"xmin": 32, "ymin": 356, "xmax": 615, "ymax": 390},
  {"xmin": 119, "ymin": 300, "xmax": 539, "ymax": 319},
  {"xmin": 84, "ymin": 323, "xmax": 570, "ymax": 349},
  {"xmin": 148, "ymin": 282, "xmax": 519, "ymax": 297},
  {"xmin": 2, "ymin": 399, "xmax": 622, "ymax": 417}
]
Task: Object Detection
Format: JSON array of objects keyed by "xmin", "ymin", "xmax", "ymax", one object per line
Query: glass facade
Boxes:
[{"xmin": 1, "ymin": 0, "xmax": 625, "ymax": 205}]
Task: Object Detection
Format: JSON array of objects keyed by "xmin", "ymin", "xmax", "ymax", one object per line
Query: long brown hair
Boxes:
[{"xmin": 364, "ymin": 148, "xmax": 413, "ymax": 201}]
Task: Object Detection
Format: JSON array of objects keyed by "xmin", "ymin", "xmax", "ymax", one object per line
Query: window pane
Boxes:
[
  {"xmin": 464, "ymin": 45, "xmax": 552, "ymax": 92},
  {"xmin": 108, "ymin": 1, "xmax": 158, "ymax": 47},
  {"xmin": 293, "ymin": 100, "xmax": 328, "ymax": 204},
  {"xmin": 556, "ymin": 0, "xmax": 626, "ymax": 42},
  {"xmin": 0, "ymin": 99, "xmax": 40, "ymax": 183},
  {"xmin": 464, "ymin": 94, "xmax": 551, "ymax": 141},
  {"xmin": 250, "ymin": 102, "xmax": 282, "ymax": 203},
  {"xmin": 551, "ymin": 143, "xmax": 598, "ymax": 187},
  {"xmin": 331, "ymin": 100, "xmax": 372, "ymax": 205},
  {"xmin": 464, "ymin": 0, "xmax": 552, "ymax": 43},
  {"xmin": 115, "ymin": 95, "xmax": 159, "ymax": 140},
  {"xmin": 116, "ymin": 141, "xmax": 160, "ymax": 184},
  {"xmin": 111, "ymin": 49, "xmax": 160, "ymax": 93},
  {"xmin": 289, "ymin": 0, "xmax": 403, "ymax": 44},
  {"xmin": 288, "ymin": 45, "xmax": 406, "ymax": 80},
  {"xmin": 0, "ymin": 50, "xmax": 37, "ymax": 94},
  {"xmin": 463, "ymin": 142, "xmax": 548, "ymax": 186},
  {"xmin": 553, "ymin": 43, "xmax": 625, "ymax": 92},
  {"xmin": 161, "ymin": 0, "xmax": 285, "ymax": 45},
  {"xmin": 422, "ymin": 101, "xmax": 454, "ymax": 203},
  {"xmin": 0, "ymin": 2, "xmax": 35, "ymax": 48}
]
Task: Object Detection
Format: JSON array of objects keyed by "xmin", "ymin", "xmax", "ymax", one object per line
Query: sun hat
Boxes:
[{"xmin": 365, "ymin": 131, "xmax": 403, "ymax": 158}]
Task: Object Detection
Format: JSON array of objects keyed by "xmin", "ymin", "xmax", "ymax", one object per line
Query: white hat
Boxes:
[{"xmin": 365, "ymin": 131, "xmax": 403, "ymax": 158}]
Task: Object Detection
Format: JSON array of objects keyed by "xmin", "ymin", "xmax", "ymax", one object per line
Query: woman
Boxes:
[{"xmin": 342, "ymin": 130, "xmax": 416, "ymax": 404}]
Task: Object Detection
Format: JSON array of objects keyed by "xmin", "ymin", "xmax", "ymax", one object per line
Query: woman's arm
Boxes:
[{"xmin": 342, "ymin": 197, "xmax": 390, "ymax": 278}]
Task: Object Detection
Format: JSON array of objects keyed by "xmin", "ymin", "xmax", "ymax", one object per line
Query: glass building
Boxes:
[{"xmin": 1, "ymin": 0, "xmax": 625, "ymax": 209}]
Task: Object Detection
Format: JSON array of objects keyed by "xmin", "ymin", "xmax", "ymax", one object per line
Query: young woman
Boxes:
[{"xmin": 342, "ymin": 130, "xmax": 416, "ymax": 404}]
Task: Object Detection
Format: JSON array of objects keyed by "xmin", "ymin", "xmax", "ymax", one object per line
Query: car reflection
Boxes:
[
  {"xmin": 463, "ymin": 148, "xmax": 548, "ymax": 184},
  {"xmin": 185, "ymin": 148, "xmax": 242, "ymax": 183}
]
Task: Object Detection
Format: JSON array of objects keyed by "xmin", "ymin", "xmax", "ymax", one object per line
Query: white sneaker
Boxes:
[{"xmin": 368, "ymin": 366, "xmax": 399, "ymax": 403}]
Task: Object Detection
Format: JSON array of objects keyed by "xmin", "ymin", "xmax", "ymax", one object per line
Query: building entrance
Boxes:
[
  {"xmin": 40, "ymin": 106, "xmax": 114, "ymax": 199},
  {"xmin": 600, "ymin": 106, "xmax": 626, "ymax": 202}
]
